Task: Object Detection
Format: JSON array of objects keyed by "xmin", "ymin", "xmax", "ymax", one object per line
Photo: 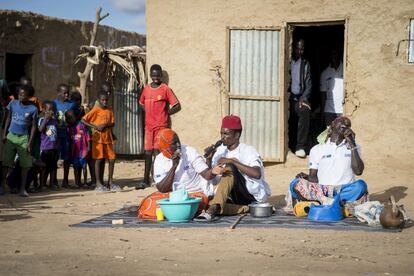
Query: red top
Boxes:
[{"xmin": 139, "ymin": 83, "xmax": 178, "ymax": 130}]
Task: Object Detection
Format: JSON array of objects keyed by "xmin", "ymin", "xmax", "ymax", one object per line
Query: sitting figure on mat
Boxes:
[
  {"xmin": 289, "ymin": 116, "xmax": 368, "ymax": 211},
  {"xmin": 137, "ymin": 128, "xmax": 213, "ymax": 219},
  {"xmin": 154, "ymin": 128, "xmax": 214, "ymax": 196},
  {"xmin": 197, "ymin": 115, "xmax": 271, "ymax": 221}
]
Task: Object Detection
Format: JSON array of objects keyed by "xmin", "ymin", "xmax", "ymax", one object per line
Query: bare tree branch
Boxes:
[{"xmin": 78, "ymin": 7, "xmax": 109, "ymax": 104}]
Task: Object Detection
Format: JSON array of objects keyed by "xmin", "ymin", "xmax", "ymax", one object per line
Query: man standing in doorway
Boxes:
[
  {"xmin": 289, "ymin": 39, "xmax": 312, "ymax": 158},
  {"xmin": 320, "ymin": 49, "xmax": 344, "ymax": 126}
]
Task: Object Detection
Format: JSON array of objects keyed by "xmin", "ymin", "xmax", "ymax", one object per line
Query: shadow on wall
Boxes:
[
  {"xmin": 162, "ymin": 70, "xmax": 169, "ymax": 85},
  {"xmin": 369, "ymin": 186, "xmax": 408, "ymax": 203}
]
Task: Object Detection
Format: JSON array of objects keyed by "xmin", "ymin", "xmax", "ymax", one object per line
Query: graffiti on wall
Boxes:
[{"xmin": 41, "ymin": 46, "xmax": 75, "ymax": 82}]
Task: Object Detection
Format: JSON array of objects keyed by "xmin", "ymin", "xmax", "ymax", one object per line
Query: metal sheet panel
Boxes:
[
  {"xmin": 230, "ymin": 99, "xmax": 279, "ymax": 159},
  {"xmin": 113, "ymin": 76, "xmax": 144, "ymax": 155},
  {"xmin": 410, "ymin": 19, "xmax": 414, "ymax": 63},
  {"xmin": 230, "ymin": 30, "xmax": 279, "ymax": 97},
  {"xmin": 229, "ymin": 29, "xmax": 280, "ymax": 160}
]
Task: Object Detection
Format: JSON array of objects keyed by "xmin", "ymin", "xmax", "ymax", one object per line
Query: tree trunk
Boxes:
[{"xmin": 77, "ymin": 7, "xmax": 109, "ymax": 104}]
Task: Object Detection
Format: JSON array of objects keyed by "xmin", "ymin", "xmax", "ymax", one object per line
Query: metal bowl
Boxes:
[{"xmin": 248, "ymin": 202, "xmax": 274, "ymax": 217}]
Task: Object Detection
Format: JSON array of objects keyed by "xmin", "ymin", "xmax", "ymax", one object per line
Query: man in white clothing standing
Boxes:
[{"xmin": 320, "ymin": 49, "xmax": 344, "ymax": 126}]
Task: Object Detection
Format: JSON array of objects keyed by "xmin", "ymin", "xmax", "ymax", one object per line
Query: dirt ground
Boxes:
[{"xmin": 0, "ymin": 154, "xmax": 413, "ymax": 276}]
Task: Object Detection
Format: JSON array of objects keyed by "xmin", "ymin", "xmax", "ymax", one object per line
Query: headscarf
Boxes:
[{"xmin": 157, "ymin": 128, "xmax": 177, "ymax": 159}]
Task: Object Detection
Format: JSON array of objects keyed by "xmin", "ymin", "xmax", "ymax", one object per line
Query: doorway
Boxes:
[
  {"xmin": 5, "ymin": 53, "xmax": 33, "ymax": 97},
  {"xmin": 287, "ymin": 22, "xmax": 345, "ymax": 154}
]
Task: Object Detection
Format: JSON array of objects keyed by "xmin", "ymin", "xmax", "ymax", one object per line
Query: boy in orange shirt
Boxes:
[{"xmin": 82, "ymin": 91, "xmax": 120, "ymax": 192}]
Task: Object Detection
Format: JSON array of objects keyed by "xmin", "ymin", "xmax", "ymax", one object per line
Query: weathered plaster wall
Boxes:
[
  {"xmin": 0, "ymin": 10, "xmax": 145, "ymax": 100},
  {"xmin": 147, "ymin": 0, "xmax": 414, "ymax": 167}
]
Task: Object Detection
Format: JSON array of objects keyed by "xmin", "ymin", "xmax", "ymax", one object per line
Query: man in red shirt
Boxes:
[{"xmin": 136, "ymin": 64, "xmax": 181, "ymax": 189}]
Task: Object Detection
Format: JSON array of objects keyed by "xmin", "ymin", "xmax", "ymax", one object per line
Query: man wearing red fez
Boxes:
[{"xmin": 196, "ymin": 115, "xmax": 271, "ymax": 221}]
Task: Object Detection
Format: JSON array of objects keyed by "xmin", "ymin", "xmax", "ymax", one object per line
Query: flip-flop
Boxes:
[
  {"xmin": 194, "ymin": 211, "xmax": 219, "ymax": 222},
  {"xmin": 94, "ymin": 186, "xmax": 109, "ymax": 192},
  {"xmin": 19, "ymin": 190, "xmax": 29, "ymax": 197},
  {"xmin": 110, "ymin": 184, "xmax": 121, "ymax": 192},
  {"xmin": 135, "ymin": 182, "xmax": 150, "ymax": 190}
]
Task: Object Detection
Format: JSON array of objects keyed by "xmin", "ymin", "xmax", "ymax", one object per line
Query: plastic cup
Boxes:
[{"xmin": 156, "ymin": 207, "xmax": 164, "ymax": 221}]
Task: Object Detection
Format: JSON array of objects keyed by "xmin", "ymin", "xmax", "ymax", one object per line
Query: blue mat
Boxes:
[{"xmin": 70, "ymin": 206, "xmax": 399, "ymax": 232}]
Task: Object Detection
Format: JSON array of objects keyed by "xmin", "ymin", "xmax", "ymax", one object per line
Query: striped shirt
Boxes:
[{"xmin": 69, "ymin": 121, "xmax": 91, "ymax": 159}]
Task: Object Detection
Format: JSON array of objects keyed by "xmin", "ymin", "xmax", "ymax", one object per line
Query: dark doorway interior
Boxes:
[
  {"xmin": 288, "ymin": 24, "xmax": 345, "ymax": 153},
  {"xmin": 5, "ymin": 53, "xmax": 32, "ymax": 97}
]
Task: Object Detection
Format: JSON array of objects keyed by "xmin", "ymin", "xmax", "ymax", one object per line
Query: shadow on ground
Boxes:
[{"xmin": 370, "ymin": 186, "xmax": 408, "ymax": 203}]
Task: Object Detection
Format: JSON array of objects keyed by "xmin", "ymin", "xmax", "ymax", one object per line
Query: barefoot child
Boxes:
[
  {"xmin": 82, "ymin": 91, "xmax": 119, "ymax": 191},
  {"xmin": 66, "ymin": 109, "xmax": 90, "ymax": 188},
  {"xmin": 37, "ymin": 101, "xmax": 59, "ymax": 191},
  {"xmin": 0, "ymin": 85, "xmax": 37, "ymax": 197}
]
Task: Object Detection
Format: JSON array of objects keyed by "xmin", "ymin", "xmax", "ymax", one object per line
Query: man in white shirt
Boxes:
[
  {"xmin": 320, "ymin": 49, "xmax": 344, "ymax": 126},
  {"xmin": 289, "ymin": 39, "xmax": 312, "ymax": 158},
  {"xmin": 153, "ymin": 128, "xmax": 214, "ymax": 196},
  {"xmin": 196, "ymin": 115, "xmax": 271, "ymax": 221},
  {"xmin": 289, "ymin": 116, "xmax": 367, "ymax": 206}
]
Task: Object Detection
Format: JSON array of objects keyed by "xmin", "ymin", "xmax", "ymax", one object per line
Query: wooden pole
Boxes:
[{"xmin": 77, "ymin": 7, "xmax": 109, "ymax": 104}]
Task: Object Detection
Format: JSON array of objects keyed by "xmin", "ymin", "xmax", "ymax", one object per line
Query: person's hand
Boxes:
[
  {"xmin": 27, "ymin": 142, "xmax": 33, "ymax": 154},
  {"xmin": 217, "ymin": 157, "xmax": 236, "ymax": 166},
  {"xmin": 299, "ymin": 99, "xmax": 311, "ymax": 110},
  {"xmin": 211, "ymin": 164, "xmax": 226, "ymax": 175},
  {"xmin": 172, "ymin": 149, "xmax": 181, "ymax": 166},
  {"xmin": 95, "ymin": 124, "xmax": 105, "ymax": 132},
  {"xmin": 296, "ymin": 172, "xmax": 309, "ymax": 179},
  {"xmin": 344, "ymin": 128, "xmax": 356, "ymax": 147},
  {"xmin": 44, "ymin": 111, "xmax": 52, "ymax": 120},
  {"xmin": 203, "ymin": 144, "xmax": 217, "ymax": 159}
]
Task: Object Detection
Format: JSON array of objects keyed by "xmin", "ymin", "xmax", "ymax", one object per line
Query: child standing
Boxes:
[
  {"xmin": 70, "ymin": 90, "xmax": 95, "ymax": 187},
  {"xmin": 136, "ymin": 64, "xmax": 181, "ymax": 189},
  {"xmin": 66, "ymin": 109, "xmax": 90, "ymax": 188},
  {"xmin": 38, "ymin": 101, "xmax": 59, "ymax": 191},
  {"xmin": 82, "ymin": 92, "xmax": 119, "ymax": 192},
  {"xmin": 0, "ymin": 85, "xmax": 37, "ymax": 197},
  {"xmin": 53, "ymin": 84, "xmax": 75, "ymax": 188}
]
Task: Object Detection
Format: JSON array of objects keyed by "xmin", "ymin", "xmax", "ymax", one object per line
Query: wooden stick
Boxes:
[{"xmin": 229, "ymin": 213, "xmax": 247, "ymax": 229}]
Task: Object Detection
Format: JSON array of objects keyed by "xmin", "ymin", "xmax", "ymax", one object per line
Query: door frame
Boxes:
[
  {"xmin": 285, "ymin": 18, "xmax": 349, "ymax": 157},
  {"xmin": 225, "ymin": 26, "xmax": 286, "ymax": 162}
]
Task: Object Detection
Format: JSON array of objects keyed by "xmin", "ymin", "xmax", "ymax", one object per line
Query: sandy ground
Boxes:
[{"xmin": 0, "ymin": 154, "xmax": 413, "ymax": 276}]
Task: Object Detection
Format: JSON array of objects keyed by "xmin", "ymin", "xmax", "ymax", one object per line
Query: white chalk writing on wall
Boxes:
[{"xmin": 41, "ymin": 46, "xmax": 75, "ymax": 82}]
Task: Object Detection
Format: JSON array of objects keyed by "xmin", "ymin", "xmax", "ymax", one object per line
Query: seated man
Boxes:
[
  {"xmin": 153, "ymin": 128, "xmax": 214, "ymax": 196},
  {"xmin": 198, "ymin": 115, "xmax": 271, "ymax": 221},
  {"xmin": 137, "ymin": 128, "xmax": 213, "ymax": 219},
  {"xmin": 289, "ymin": 116, "xmax": 368, "ymax": 210}
]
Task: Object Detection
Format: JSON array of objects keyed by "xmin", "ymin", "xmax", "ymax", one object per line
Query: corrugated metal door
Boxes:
[
  {"xmin": 113, "ymin": 76, "xmax": 144, "ymax": 155},
  {"xmin": 228, "ymin": 28, "xmax": 284, "ymax": 161}
]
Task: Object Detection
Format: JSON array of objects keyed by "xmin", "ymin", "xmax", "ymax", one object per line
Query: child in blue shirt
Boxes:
[
  {"xmin": 0, "ymin": 85, "xmax": 37, "ymax": 197},
  {"xmin": 53, "ymin": 84, "xmax": 75, "ymax": 188}
]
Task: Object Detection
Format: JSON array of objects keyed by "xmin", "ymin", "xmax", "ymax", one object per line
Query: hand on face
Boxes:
[
  {"xmin": 343, "ymin": 128, "xmax": 356, "ymax": 146},
  {"xmin": 171, "ymin": 148, "xmax": 181, "ymax": 166}
]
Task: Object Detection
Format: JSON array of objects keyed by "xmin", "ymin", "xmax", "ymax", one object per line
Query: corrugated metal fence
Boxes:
[
  {"xmin": 113, "ymin": 78, "xmax": 144, "ymax": 155},
  {"xmin": 229, "ymin": 29, "xmax": 281, "ymax": 161}
]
